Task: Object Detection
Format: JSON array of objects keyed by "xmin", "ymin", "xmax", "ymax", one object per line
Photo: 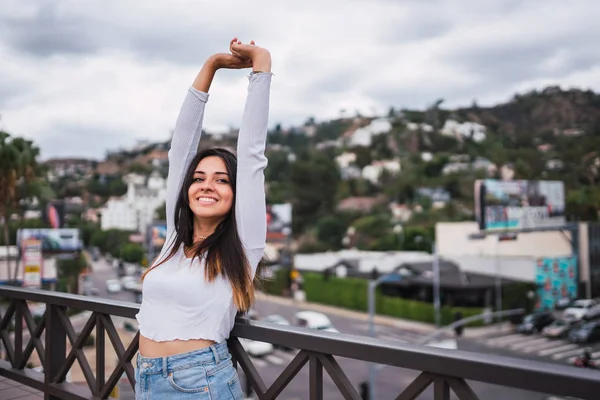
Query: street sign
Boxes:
[{"xmin": 22, "ymin": 239, "xmax": 42, "ymax": 288}]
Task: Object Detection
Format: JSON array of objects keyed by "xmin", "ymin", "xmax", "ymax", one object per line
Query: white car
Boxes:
[
  {"xmin": 263, "ymin": 314, "xmax": 290, "ymax": 326},
  {"xmin": 105, "ymin": 279, "xmax": 122, "ymax": 293},
  {"xmin": 239, "ymin": 338, "xmax": 274, "ymax": 357},
  {"xmin": 293, "ymin": 311, "xmax": 339, "ymax": 333},
  {"xmin": 121, "ymin": 276, "xmax": 138, "ymax": 291},
  {"xmin": 563, "ymin": 299, "xmax": 600, "ymax": 321}
]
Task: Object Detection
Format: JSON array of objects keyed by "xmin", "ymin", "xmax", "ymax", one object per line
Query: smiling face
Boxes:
[{"xmin": 187, "ymin": 155, "xmax": 234, "ymax": 222}]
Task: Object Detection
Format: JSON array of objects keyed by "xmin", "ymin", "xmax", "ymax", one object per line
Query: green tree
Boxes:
[
  {"xmin": 316, "ymin": 216, "xmax": 347, "ymax": 250},
  {"xmin": 290, "ymin": 154, "xmax": 340, "ymax": 234},
  {"xmin": 120, "ymin": 243, "xmax": 145, "ymax": 263}
]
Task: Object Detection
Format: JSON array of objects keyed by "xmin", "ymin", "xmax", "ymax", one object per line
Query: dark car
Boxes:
[
  {"xmin": 542, "ymin": 318, "xmax": 582, "ymax": 339},
  {"xmin": 516, "ymin": 312, "xmax": 555, "ymax": 334},
  {"xmin": 569, "ymin": 321, "xmax": 600, "ymax": 344}
]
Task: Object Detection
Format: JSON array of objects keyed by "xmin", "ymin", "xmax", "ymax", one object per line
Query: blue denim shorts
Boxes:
[{"xmin": 135, "ymin": 341, "xmax": 243, "ymax": 399}]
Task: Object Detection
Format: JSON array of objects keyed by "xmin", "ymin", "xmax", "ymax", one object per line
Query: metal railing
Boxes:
[{"xmin": 0, "ymin": 286, "xmax": 598, "ymax": 399}]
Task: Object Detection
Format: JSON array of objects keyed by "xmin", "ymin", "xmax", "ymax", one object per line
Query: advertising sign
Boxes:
[
  {"xmin": 22, "ymin": 239, "xmax": 43, "ymax": 288},
  {"xmin": 475, "ymin": 179, "xmax": 565, "ymax": 232},
  {"xmin": 266, "ymin": 203, "xmax": 292, "ymax": 242},
  {"xmin": 17, "ymin": 229, "xmax": 81, "ymax": 253},
  {"xmin": 149, "ymin": 223, "xmax": 167, "ymax": 249},
  {"xmin": 535, "ymin": 256, "xmax": 578, "ymax": 311}
]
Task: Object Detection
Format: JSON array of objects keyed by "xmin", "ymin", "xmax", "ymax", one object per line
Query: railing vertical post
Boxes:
[
  {"xmin": 14, "ymin": 301, "xmax": 23, "ymax": 368},
  {"xmin": 96, "ymin": 314, "xmax": 105, "ymax": 396},
  {"xmin": 433, "ymin": 378, "xmax": 450, "ymax": 400},
  {"xmin": 309, "ymin": 354, "xmax": 323, "ymax": 400},
  {"xmin": 44, "ymin": 304, "xmax": 66, "ymax": 400},
  {"xmin": 368, "ymin": 281, "xmax": 376, "ymax": 400}
]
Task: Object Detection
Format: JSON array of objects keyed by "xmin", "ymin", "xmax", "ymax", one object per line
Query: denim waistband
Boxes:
[{"xmin": 136, "ymin": 341, "xmax": 230, "ymax": 376}]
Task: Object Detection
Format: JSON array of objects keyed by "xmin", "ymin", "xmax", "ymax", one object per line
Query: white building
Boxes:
[
  {"xmin": 362, "ymin": 159, "xmax": 401, "ymax": 184},
  {"xmin": 100, "ymin": 171, "xmax": 166, "ymax": 234},
  {"xmin": 348, "ymin": 118, "xmax": 392, "ymax": 147},
  {"xmin": 441, "ymin": 120, "xmax": 487, "ymax": 143},
  {"xmin": 335, "ymin": 152, "xmax": 357, "ymax": 169},
  {"xmin": 406, "ymin": 122, "xmax": 434, "ymax": 132}
]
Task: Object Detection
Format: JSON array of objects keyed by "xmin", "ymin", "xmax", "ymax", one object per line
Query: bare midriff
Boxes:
[{"xmin": 139, "ymin": 335, "xmax": 216, "ymax": 358}]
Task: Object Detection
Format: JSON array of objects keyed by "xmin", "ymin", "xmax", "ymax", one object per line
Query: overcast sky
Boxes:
[{"xmin": 1, "ymin": 0, "xmax": 599, "ymax": 160}]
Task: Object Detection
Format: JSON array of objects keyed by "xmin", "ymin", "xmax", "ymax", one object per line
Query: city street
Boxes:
[{"xmin": 85, "ymin": 258, "xmax": 571, "ymax": 399}]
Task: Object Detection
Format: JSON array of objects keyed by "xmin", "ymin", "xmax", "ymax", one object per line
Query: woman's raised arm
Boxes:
[
  {"xmin": 164, "ymin": 46, "xmax": 253, "ymax": 242},
  {"xmin": 230, "ymin": 42, "xmax": 273, "ymax": 274}
]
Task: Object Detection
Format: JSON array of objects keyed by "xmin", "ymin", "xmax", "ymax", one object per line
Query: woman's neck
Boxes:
[{"xmin": 192, "ymin": 218, "xmax": 221, "ymax": 240}]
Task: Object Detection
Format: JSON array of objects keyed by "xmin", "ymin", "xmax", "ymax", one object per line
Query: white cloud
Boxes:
[{"xmin": 0, "ymin": 0, "xmax": 599, "ymax": 159}]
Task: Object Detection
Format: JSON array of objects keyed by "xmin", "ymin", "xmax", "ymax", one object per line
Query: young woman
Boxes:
[{"xmin": 134, "ymin": 38, "xmax": 272, "ymax": 399}]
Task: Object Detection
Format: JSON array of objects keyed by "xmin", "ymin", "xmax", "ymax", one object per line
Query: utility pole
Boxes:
[{"xmin": 433, "ymin": 241, "xmax": 441, "ymax": 327}]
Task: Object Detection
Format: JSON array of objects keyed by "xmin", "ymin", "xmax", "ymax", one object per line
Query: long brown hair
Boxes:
[{"xmin": 143, "ymin": 148, "xmax": 256, "ymax": 311}]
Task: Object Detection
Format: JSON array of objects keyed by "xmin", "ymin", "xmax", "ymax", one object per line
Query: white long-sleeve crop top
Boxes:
[{"xmin": 135, "ymin": 72, "xmax": 272, "ymax": 343}]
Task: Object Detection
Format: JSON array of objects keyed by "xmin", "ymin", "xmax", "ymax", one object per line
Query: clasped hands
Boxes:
[{"xmin": 210, "ymin": 37, "xmax": 271, "ymax": 72}]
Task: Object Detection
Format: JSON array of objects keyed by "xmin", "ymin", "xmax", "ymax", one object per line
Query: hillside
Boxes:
[
  {"xmin": 454, "ymin": 86, "xmax": 600, "ymax": 137},
  {"xmin": 38, "ymin": 85, "xmax": 600, "ymax": 251}
]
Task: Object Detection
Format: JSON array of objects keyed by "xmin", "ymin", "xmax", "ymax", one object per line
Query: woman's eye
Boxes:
[
  {"xmin": 218, "ymin": 179, "xmax": 229, "ymax": 184},
  {"xmin": 193, "ymin": 178, "xmax": 204, "ymax": 182}
]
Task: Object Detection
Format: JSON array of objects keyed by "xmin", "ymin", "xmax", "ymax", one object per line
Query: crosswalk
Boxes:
[
  {"xmin": 248, "ymin": 348, "xmax": 301, "ymax": 368},
  {"xmin": 477, "ymin": 332, "xmax": 600, "ymax": 364},
  {"xmin": 245, "ymin": 328, "xmax": 430, "ymax": 369}
]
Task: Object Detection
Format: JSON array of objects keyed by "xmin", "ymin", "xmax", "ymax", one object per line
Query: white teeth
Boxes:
[{"xmin": 197, "ymin": 197, "xmax": 217, "ymax": 203}]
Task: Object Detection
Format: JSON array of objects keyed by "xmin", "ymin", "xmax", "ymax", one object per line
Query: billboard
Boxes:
[
  {"xmin": 535, "ymin": 256, "xmax": 578, "ymax": 311},
  {"xmin": 266, "ymin": 203, "xmax": 292, "ymax": 242},
  {"xmin": 148, "ymin": 223, "xmax": 167, "ymax": 249},
  {"xmin": 16, "ymin": 229, "xmax": 81, "ymax": 253},
  {"xmin": 21, "ymin": 239, "xmax": 43, "ymax": 288},
  {"xmin": 475, "ymin": 179, "xmax": 565, "ymax": 232}
]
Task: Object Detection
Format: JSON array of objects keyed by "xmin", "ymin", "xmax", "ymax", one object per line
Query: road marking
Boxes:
[
  {"xmin": 486, "ymin": 335, "xmax": 527, "ymax": 347},
  {"xmin": 484, "ymin": 334, "xmax": 522, "ymax": 345},
  {"xmin": 264, "ymin": 354, "xmax": 285, "ymax": 365},
  {"xmin": 552, "ymin": 348, "xmax": 586, "ymax": 360},
  {"xmin": 249, "ymin": 357, "xmax": 268, "ymax": 368},
  {"xmin": 378, "ymin": 335, "xmax": 408, "ymax": 343},
  {"xmin": 277, "ymin": 351, "xmax": 298, "ymax": 362},
  {"xmin": 538, "ymin": 344, "xmax": 578, "ymax": 356},
  {"xmin": 509, "ymin": 337, "xmax": 549, "ymax": 350},
  {"xmin": 522, "ymin": 341, "xmax": 569, "ymax": 353}
]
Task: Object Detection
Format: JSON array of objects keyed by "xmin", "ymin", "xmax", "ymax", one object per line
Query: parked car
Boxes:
[
  {"xmin": 293, "ymin": 311, "xmax": 339, "ymax": 333},
  {"xmin": 239, "ymin": 338, "xmax": 274, "ymax": 357},
  {"xmin": 516, "ymin": 312, "xmax": 555, "ymax": 334},
  {"xmin": 120, "ymin": 276, "xmax": 138, "ymax": 291},
  {"xmin": 542, "ymin": 318, "xmax": 581, "ymax": 339},
  {"xmin": 563, "ymin": 299, "xmax": 600, "ymax": 321},
  {"xmin": 263, "ymin": 314, "xmax": 292, "ymax": 350},
  {"xmin": 105, "ymin": 279, "xmax": 122, "ymax": 293},
  {"xmin": 568, "ymin": 321, "xmax": 600, "ymax": 344},
  {"xmin": 263, "ymin": 314, "xmax": 290, "ymax": 326}
]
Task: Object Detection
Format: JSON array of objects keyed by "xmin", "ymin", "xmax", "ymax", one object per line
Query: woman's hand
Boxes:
[
  {"xmin": 209, "ymin": 38, "xmax": 253, "ymax": 70},
  {"xmin": 230, "ymin": 38, "xmax": 271, "ymax": 73}
]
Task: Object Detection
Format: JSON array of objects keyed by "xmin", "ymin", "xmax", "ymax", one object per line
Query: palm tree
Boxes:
[
  {"xmin": 0, "ymin": 132, "xmax": 48, "ymax": 281},
  {"xmin": 0, "ymin": 131, "xmax": 20, "ymax": 279}
]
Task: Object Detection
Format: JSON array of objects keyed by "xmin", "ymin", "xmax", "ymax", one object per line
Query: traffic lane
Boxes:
[
  {"xmin": 457, "ymin": 336, "xmax": 583, "ymax": 367},
  {"xmin": 251, "ymin": 301, "xmax": 547, "ymax": 399},
  {"xmin": 242, "ymin": 350, "xmax": 546, "ymax": 400},
  {"xmin": 253, "ymin": 298, "xmax": 425, "ymax": 341},
  {"xmin": 88, "ymin": 258, "xmax": 138, "ymax": 303}
]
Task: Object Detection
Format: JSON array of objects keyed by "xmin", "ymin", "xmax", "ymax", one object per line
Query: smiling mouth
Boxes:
[{"xmin": 196, "ymin": 197, "xmax": 218, "ymax": 204}]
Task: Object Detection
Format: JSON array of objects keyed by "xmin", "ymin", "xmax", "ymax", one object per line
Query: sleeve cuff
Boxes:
[{"xmin": 188, "ymin": 86, "xmax": 210, "ymax": 102}]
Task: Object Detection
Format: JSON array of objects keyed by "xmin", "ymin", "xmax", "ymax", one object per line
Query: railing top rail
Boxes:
[
  {"xmin": 0, "ymin": 286, "xmax": 139, "ymax": 318},
  {"xmin": 1, "ymin": 286, "xmax": 599, "ymax": 397},
  {"xmin": 232, "ymin": 319, "xmax": 600, "ymax": 395}
]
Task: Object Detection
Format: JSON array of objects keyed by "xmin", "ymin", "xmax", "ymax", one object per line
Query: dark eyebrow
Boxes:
[{"xmin": 194, "ymin": 170, "xmax": 229, "ymax": 176}]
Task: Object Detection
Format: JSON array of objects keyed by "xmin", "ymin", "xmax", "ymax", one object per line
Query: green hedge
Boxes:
[{"xmin": 264, "ymin": 269, "xmax": 484, "ymax": 326}]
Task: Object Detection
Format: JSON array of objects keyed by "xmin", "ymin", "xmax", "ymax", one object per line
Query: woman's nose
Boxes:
[{"xmin": 200, "ymin": 179, "xmax": 214, "ymax": 191}]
